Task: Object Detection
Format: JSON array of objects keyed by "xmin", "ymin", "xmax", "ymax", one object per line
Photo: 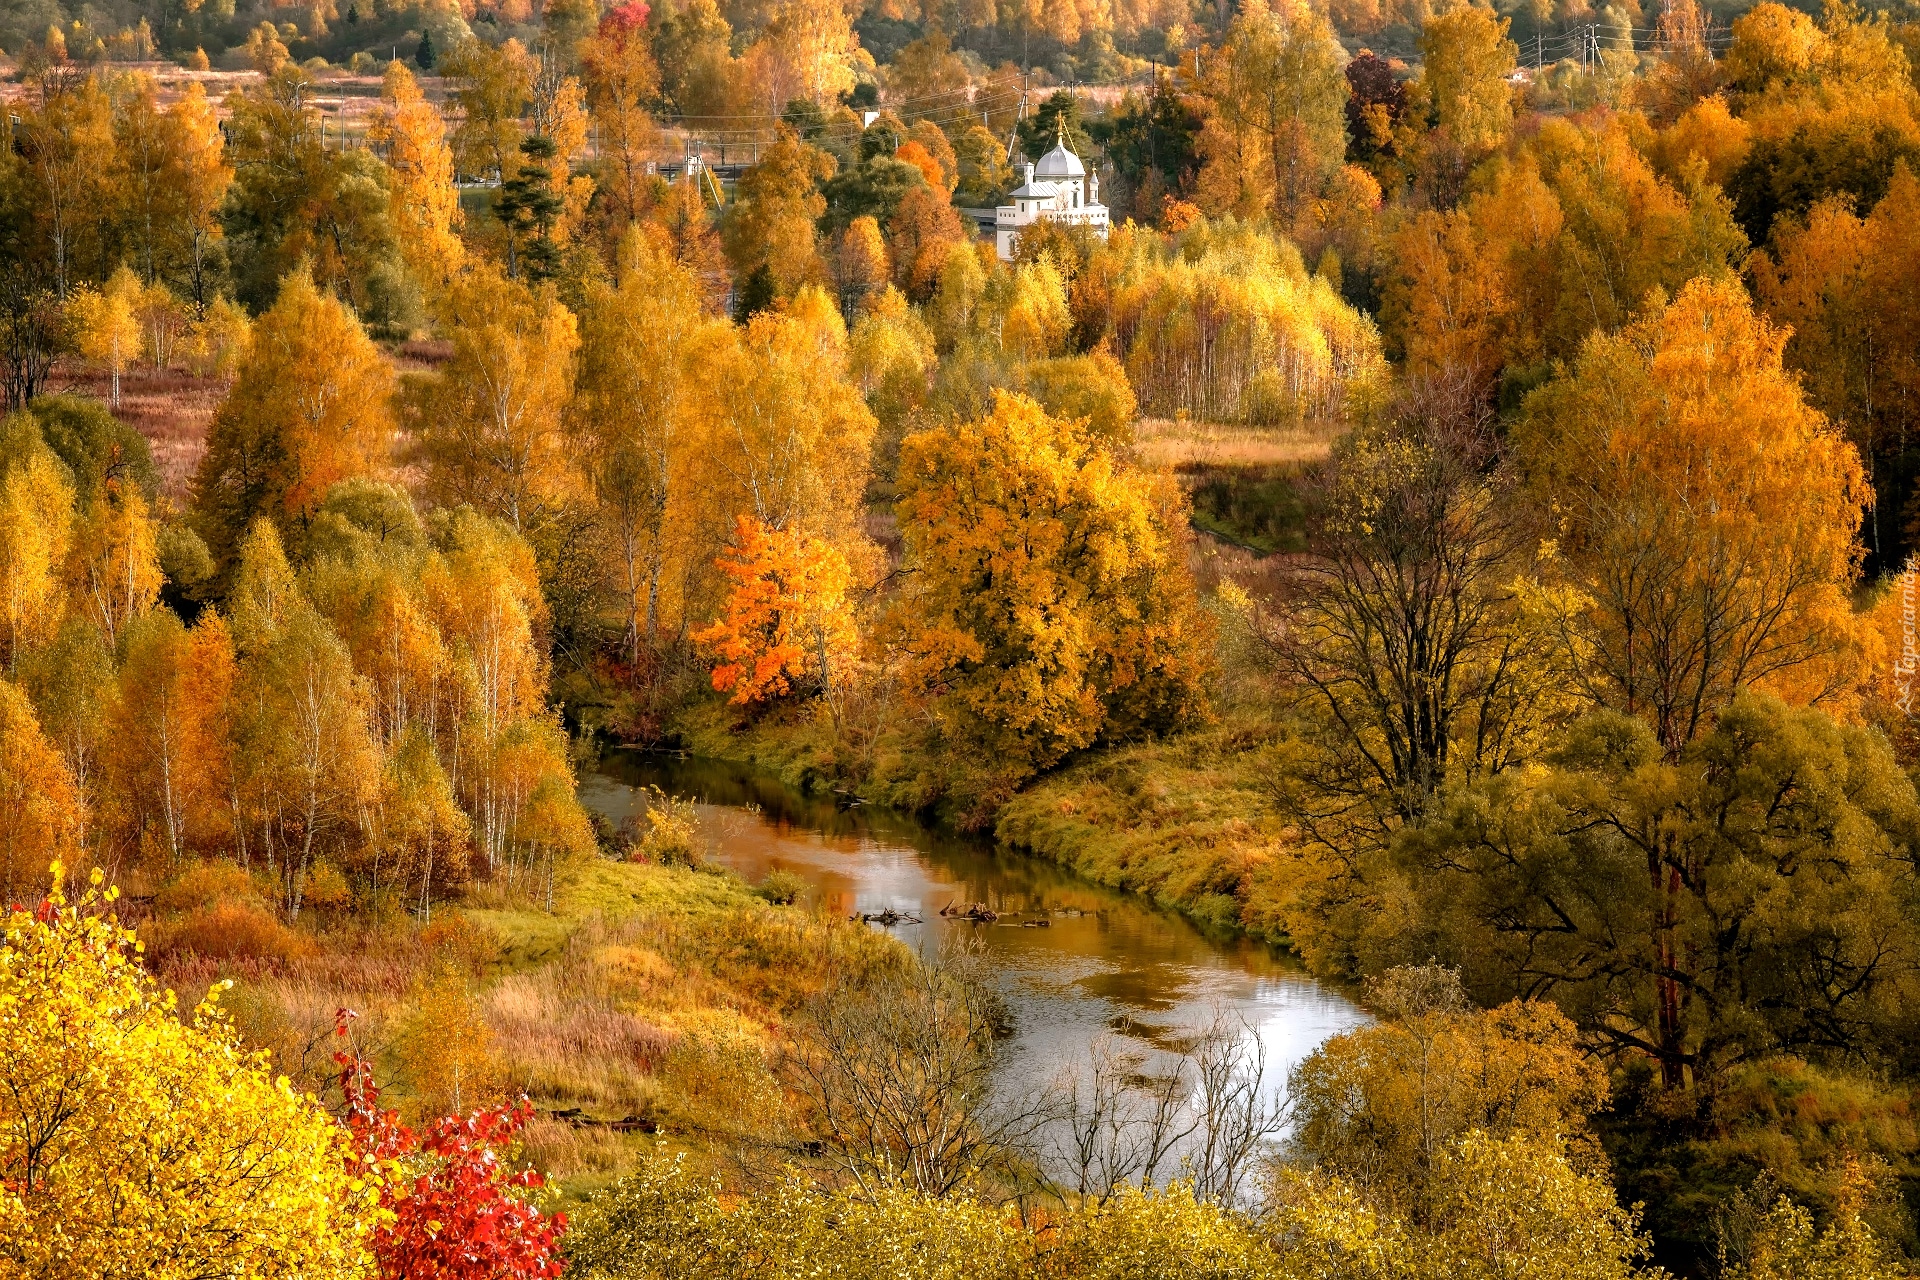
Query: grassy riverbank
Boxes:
[
  {"xmin": 990, "ymin": 716, "xmax": 1298, "ymax": 944},
  {"xmin": 665, "ymin": 692, "xmax": 1305, "ymax": 949}
]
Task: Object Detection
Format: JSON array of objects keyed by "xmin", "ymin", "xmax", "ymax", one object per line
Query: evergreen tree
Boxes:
[
  {"xmin": 416, "ymin": 28, "xmax": 435, "ymax": 70},
  {"xmin": 492, "ymin": 134, "xmax": 564, "ymax": 281},
  {"xmin": 733, "ymin": 263, "xmax": 778, "ymax": 322}
]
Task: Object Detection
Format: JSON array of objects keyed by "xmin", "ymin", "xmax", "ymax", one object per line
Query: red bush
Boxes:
[{"xmin": 336, "ymin": 1013, "xmax": 566, "ymax": 1280}]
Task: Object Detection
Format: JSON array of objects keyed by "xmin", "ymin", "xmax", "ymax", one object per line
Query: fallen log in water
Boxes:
[{"xmin": 851, "ymin": 908, "xmax": 923, "ymax": 926}]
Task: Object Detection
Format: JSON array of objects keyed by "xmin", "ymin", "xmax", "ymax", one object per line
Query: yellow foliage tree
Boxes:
[
  {"xmin": 0, "ymin": 681, "xmax": 85, "ymax": 903},
  {"xmin": 67, "ymin": 478, "xmax": 161, "ymax": 648},
  {"xmin": 368, "ymin": 61, "xmax": 465, "ymax": 291},
  {"xmin": 891, "ymin": 392, "xmax": 1212, "ymax": 785},
  {"xmin": 528, "ymin": 60, "xmax": 596, "ymax": 247},
  {"xmin": 0, "ymin": 425, "xmax": 75, "ymax": 673},
  {"xmin": 104, "ymin": 608, "xmax": 237, "ymax": 866},
  {"xmin": 581, "ymin": 14, "xmax": 664, "ymax": 229},
  {"xmin": 1752, "ymin": 162, "xmax": 1920, "ymax": 562},
  {"xmin": 997, "ymin": 253, "xmax": 1072, "ymax": 361},
  {"xmin": 192, "ymin": 266, "xmax": 394, "ymax": 576},
  {"xmin": 1419, "ymin": 7, "xmax": 1518, "ymax": 156},
  {"xmin": 571, "ymin": 229, "xmax": 725, "ymax": 661},
  {"xmin": 1517, "ymin": 276, "xmax": 1868, "ymax": 755},
  {"xmin": 182, "ymin": 296, "xmax": 252, "ymax": 382},
  {"xmin": 395, "ymin": 959, "xmax": 500, "ymax": 1118},
  {"xmin": 442, "ymin": 36, "xmax": 536, "ymax": 184},
  {"xmin": 722, "ymin": 127, "xmax": 836, "ymax": 298},
  {"xmin": 1193, "ymin": 0, "xmax": 1350, "ymax": 230},
  {"xmin": 1724, "ymin": 1156, "xmax": 1909, "ymax": 1280},
  {"xmin": 1291, "ymin": 966, "xmax": 1609, "ymax": 1217},
  {"xmin": 833, "ymin": 214, "xmax": 891, "ymax": 315},
  {"xmin": 1115, "ymin": 224, "xmax": 1384, "ymax": 424},
  {"xmin": 406, "ymin": 265, "xmax": 580, "ymax": 531},
  {"xmin": 69, "ymin": 266, "xmax": 143, "ymax": 408},
  {"xmin": 0, "ymin": 867, "xmax": 375, "ymax": 1278},
  {"xmin": 701, "ymin": 289, "xmax": 876, "ymax": 557},
  {"xmin": 1383, "ymin": 114, "xmax": 1747, "ymax": 396},
  {"xmin": 849, "ymin": 283, "xmax": 936, "ymax": 442},
  {"xmin": 1412, "ymin": 1132, "xmax": 1659, "ymax": 1280},
  {"xmin": 14, "ymin": 73, "xmax": 113, "ymax": 297},
  {"xmin": 1382, "ymin": 207, "xmax": 1513, "ymax": 391},
  {"xmin": 380, "ymin": 723, "xmax": 470, "ymax": 921},
  {"xmin": 168, "ymin": 82, "xmax": 234, "ymax": 312},
  {"xmin": 1724, "ymin": 1, "xmax": 1829, "ymax": 99}
]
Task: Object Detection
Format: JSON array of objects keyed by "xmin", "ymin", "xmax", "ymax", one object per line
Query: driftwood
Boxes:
[
  {"xmin": 939, "ymin": 902, "xmax": 1000, "ymax": 922},
  {"xmin": 852, "ymin": 908, "xmax": 923, "ymax": 926},
  {"xmin": 1020, "ymin": 919, "xmax": 1051, "ymax": 928},
  {"xmin": 546, "ymin": 1107, "xmax": 658, "ymax": 1133}
]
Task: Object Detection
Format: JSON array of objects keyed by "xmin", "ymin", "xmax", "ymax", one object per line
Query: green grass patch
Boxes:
[
  {"xmin": 463, "ymin": 857, "xmax": 771, "ymax": 972},
  {"xmin": 1186, "ymin": 465, "xmax": 1312, "ymax": 555},
  {"xmin": 993, "ymin": 712, "xmax": 1298, "ymax": 944}
]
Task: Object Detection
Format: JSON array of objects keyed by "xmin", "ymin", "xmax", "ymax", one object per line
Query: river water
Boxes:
[{"xmin": 578, "ymin": 751, "xmax": 1367, "ymax": 1122}]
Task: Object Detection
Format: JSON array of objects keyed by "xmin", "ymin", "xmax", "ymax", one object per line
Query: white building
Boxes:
[{"xmin": 993, "ymin": 129, "xmax": 1110, "ymax": 261}]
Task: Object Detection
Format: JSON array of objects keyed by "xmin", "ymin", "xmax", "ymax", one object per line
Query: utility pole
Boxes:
[
  {"xmin": 1148, "ymin": 57, "xmax": 1157, "ymax": 184},
  {"xmin": 1005, "ymin": 81, "xmax": 1029, "ymax": 165}
]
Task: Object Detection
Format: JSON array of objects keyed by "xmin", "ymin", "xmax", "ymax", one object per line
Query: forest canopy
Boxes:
[{"xmin": 6, "ymin": 0, "xmax": 1920, "ymax": 1275}]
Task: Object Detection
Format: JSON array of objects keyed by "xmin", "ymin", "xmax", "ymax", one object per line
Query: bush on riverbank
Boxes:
[
  {"xmin": 668, "ymin": 553, "xmax": 1306, "ymax": 944},
  {"xmin": 562, "ymin": 1114, "xmax": 1686, "ymax": 1280}
]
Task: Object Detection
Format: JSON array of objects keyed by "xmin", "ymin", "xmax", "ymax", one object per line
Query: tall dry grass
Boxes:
[
  {"xmin": 54, "ymin": 364, "xmax": 224, "ymax": 500},
  {"xmin": 1131, "ymin": 416, "xmax": 1341, "ymax": 472}
]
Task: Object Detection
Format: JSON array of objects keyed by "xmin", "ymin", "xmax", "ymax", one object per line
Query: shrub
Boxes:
[
  {"xmin": 155, "ymin": 858, "xmax": 262, "ymax": 912},
  {"xmin": 154, "ymin": 899, "xmax": 318, "ymax": 963},
  {"xmin": 1018, "ymin": 351, "xmax": 1138, "ymax": 444},
  {"xmin": 303, "ymin": 861, "xmax": 352, "ymax": 913},
  {"xmin": 756, "ymin": 868, "xmax": 807, "ymax": 906},
  {"xmin": 0, "ymin": 867, "xmax": 375, "ymax": 1277},
  {"xmin": 626, "ymin": 786, "xmax": 701, "ymax": 867}
]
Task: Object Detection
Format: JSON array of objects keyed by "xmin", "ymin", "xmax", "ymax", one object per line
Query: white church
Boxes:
[{"xmin": 993, "ymin": 128, "xmax": 1110, "ymax": 261}]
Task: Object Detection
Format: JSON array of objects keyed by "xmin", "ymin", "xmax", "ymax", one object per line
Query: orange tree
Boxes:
[
  {"xmin": 1515, "ymin": 275, "xmax": 1868, "ymax": 759},
  {"xmin": 693, "ymin": 514, "xmax": 856, "ymax": 709}
]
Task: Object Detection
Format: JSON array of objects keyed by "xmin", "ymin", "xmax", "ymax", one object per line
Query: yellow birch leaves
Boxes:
[
  {"xmin": 0, "ymin": 868, "xmax": 377, "ymax": 1279},
  {"xmin": 891, "ymin": 392, "xmax": 1210, "ymax": 781},
  {"xmin": 369, "ymin": 62, "xmax": 465, "ymax": 291}
]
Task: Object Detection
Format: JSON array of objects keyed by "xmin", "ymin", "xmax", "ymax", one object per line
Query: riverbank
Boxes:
[
  {"xmin": 162, "ymin": 850, "xmax": 905, "ymax": 1203},
  {"xmin": 664, "ymin": 697, "xmax": 1306, "ymax": 952},
  {"xmin": 578, "ymin": 747, "xmax": 1367, "ymax": 1145}
]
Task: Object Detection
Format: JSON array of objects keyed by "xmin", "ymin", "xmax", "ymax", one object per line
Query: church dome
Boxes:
[{"xmin": 1034, "ymin": 134, "xmax": 1085, "ymax": 180}]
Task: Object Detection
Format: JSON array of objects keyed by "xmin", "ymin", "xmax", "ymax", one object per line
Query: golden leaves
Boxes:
[
  {"xmin": 891, "ymin": 392, "xmax": 1211, "ymax": 776},
  {"xmin": 0, "ymin": 871, "xmax": 378, "ymax": 1279}
]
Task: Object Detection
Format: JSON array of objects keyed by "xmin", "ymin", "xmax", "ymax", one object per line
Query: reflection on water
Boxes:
[{"xmin": 578, "ymin": 751, "xmax": 1367, "ymax": 1116}]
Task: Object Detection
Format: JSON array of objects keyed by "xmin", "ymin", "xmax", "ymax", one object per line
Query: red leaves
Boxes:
[
  {"xmin": 335, "ymin": 1012, "xmax": 567, "ymax": 1280},
  {"xmin": 600, "ymin": 0, "xmax": 650, "ymax": 35}
]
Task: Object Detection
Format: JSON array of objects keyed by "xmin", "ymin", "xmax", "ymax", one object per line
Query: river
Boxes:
[{"xmin": 578, "ymin": 750, "xmax": 1367, "ymax": 1129}]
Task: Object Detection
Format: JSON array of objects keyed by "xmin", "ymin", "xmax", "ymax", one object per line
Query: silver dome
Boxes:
[{"xmin": 1034, "ymin": 136, "xmax": 1086, "ymax": 180}]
